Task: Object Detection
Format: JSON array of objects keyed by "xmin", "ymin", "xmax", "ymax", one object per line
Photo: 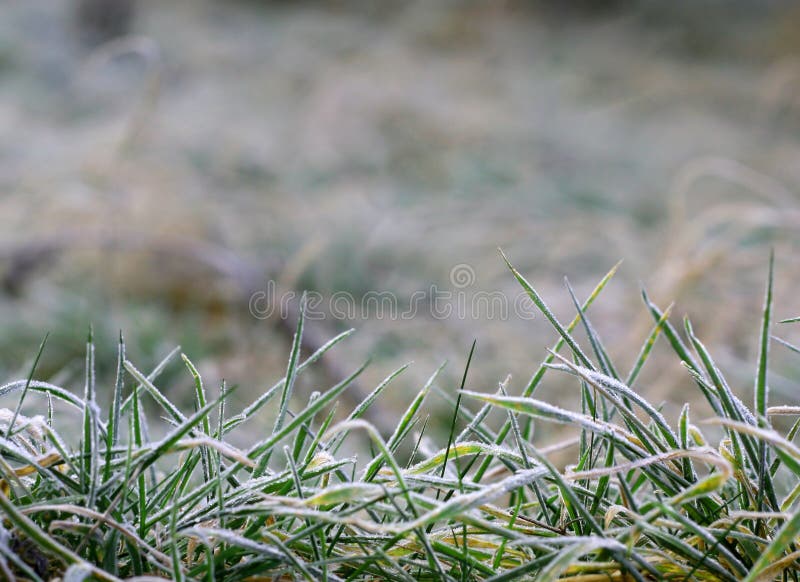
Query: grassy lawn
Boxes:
[
  {"xmin": 1, "ymin": 255, "xmax": 799, "ymax": 579},
  {"xmin": 2, "ymin": 2, "xmax": 800, "ymax": 579}
]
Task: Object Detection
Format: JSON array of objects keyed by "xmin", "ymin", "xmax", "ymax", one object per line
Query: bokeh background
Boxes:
[{"xmin": 2, "ymin": 0, "xmax": 800, "ymax": 438}]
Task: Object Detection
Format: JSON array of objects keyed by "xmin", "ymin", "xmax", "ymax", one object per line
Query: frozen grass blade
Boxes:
[
  {"xmin": 440, "ymin": 260, "xmax": 612, "ymax": 511},
  {"xmin": 6, "ymin": 333, "xmax": 48, "ymax": 440},
  {"xmin": 364, "ymin": 362, "xmax": 443, "ymax": 482},
  {"xmin": 500, "ymin": 249, "xmax": 594, "ymax": 370},
  {"xmin": 524, "ymin": 259, "xmax": 621, "ymax": 398},
  {"xmin": 626, "ymin": 301, "xmax": 672, "ymax": 389},
  {"xmin": 249, "ymin": 360, "xmax": 367, "ymax": 464},
  {"xmin": 131, "ymin": 383, "xmax": 146, "ymax": 541},
  {"xmin": 103, "ymin": 333, "xmax": 125, "ymax": 485},
  {"xmin": 754, "ymin": 251, "xmax": 774, "ymax": 514},
  {"xmin": 469, "ymin": 260, "xmax": 622, "ymax": 487},
  {"xmin": 182, "ymin": 354, "xmax": 213, "ymax": 486},
  {"xmin": 119, "ymin": 345, "xmax": 181, "ymax": 416},
  {"xmin": 273, "ymin": 293, "xmax": 306, "ymax": 438},
  {"xmin": 123, "ymin": 359, "xmax": 188, "ymax": 426},
  {"xmin": 82, "ymin": 328, "xmax": 100, "ymax": 511},
  {"xmin": 325, "ymin": 419, "xmax": 449, "ymax": 580},
  {"xmin": 755, "ymin": 251, "xmax": 774, "ymax": 420},
  {"xmin": 439, "ymin": 340, "xmax": 476, "ymax": 498},
  {"xmin": 641, "ymin": 289, "xmax": 702, "ymax": 376},
  {"xmin": 224, "ymin": 329, "xmax": 354, "ymax": 434},
  {"xmin": 460, "ymin": 390, "xmax": 641, "ymax": 452},
  {"xmin": 330, "ymin": 362, "xmax": 409, "ymax": 455},
  {"xmin": 564, "ymin": 277, "xmax": 618, "ymax": 379},
  {"xmin": 549, "ymin": 354, "xmax": 679, "ymax": 450},
  {"xmin": 534, "ymin": 538, "xmax": 627, "ymax": 582}
]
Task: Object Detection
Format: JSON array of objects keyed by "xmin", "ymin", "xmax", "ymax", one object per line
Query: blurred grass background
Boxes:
[{"xmin": 2, "ymin": 0, "xmax": 800, "ymax": 437}]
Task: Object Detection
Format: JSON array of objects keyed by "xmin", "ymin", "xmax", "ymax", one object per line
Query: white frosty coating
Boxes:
[
  {"xmin": 416, "ymin": 435, "xmax": 440, "ymax": 465},
  {"xmin": 767, "ymin": 406, "xmax": 800, "ymax": 416},
  {"xmin": 547, "ymin": 356, "xmax": 680, "ymax": 446},
  {"xmin": 0, "ymin": 408, "xmax": 48, "ymax": 442},
  {"xmin": 182, "ymin": 527, "xmax": 286, "ymax": 561},
  {"xmin": 0, "ymin": 380, "xmax": 87, "ymax": 413},
  {"xmin": 730, "ymin": 392, "xmax": 758, "ymax": 425},
  {"xmin": 512, "ymin": 535, "xmax": 626, "ymax": 551},
  {"xmin": 393, "ymin": 466, "xmax": 548, "ymax": 534},
  {"xmin": 173, "ymin": 437, "xmax": 256, "ymax": 468},
  {"xmin": 707, "ymin": 417, "xmax": 800, "ymax": 460},
  {"xmin": 398, "ymin": 473, "xmax": 483, "ymax": 492},
  {"xmin": 404, "ymin": 441, "xmax": 529, "ymax": 475},
  {"xmin": 461, "ymin": 390, "xmax": 640, "ymax": 450},
  {"xmin": 303, "ymin": 482, "xmax": 387, "ymax": 505},
  {"xmin": 565, "ymin": 446, "xmax": 730, "ymax": 483}
]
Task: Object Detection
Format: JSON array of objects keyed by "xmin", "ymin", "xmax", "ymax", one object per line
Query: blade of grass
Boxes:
[
  {"xmin": 224, "ymin": 329, "xmax": 354, "ymax": 434},
  {"xmin": 439, "ymin": 341, "xmax": 476, "ymax": 491},
  {"xmin": 500, "ymin": 249, "xmax": 594, "ymax": 370},
  {"xmin": 754, "ymin": 251, "xmax": 774, "ymax": 514},
  {"xmin": 364, "ymin": 363, "xmax": 444, "ymax": 482},
  {"xmin": 626, "ymin": 302, "xmax": 673, "ymax": 389},
  {"xmin": 6, "ymin": 334, "xmax": 48, "ymax": 440},
  {"xmin": 564, "ymin": 277, "xmax": 618, "ymax": 379},
  {"xmin": 182, "ymin": 354, "xmax": 213, "ymax": 487},
  {"xmin": 755, "ymin": 251, "xmax": 774, "ymax": 419},
  {"xmin": 103, "ymin": 332, "xmax": 125, "ymax": 484},
  {"xmin": 82, "ymin": 328, "xmax": 100, "ymax": 510},
  {"xmin": 273, "ymin": 293, "xmax": 306, "ymax": 437},
  {"xmin": 329, "ymin": 363, "xmax": 410, "ymax": 455}
]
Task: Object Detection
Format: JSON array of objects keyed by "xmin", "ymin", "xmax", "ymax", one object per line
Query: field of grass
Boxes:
[
  {"xmin": 1, "ymin": 255, "xmax": 799, "ymax": 580},
  {"xmin": 2, "ymin": 2, "xmax": 800, "ymax": 579}
]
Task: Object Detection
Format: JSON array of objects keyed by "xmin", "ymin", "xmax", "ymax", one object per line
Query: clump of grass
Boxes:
[{"xmin": 0, "ymin": 253, "xmax": 799, "ymax": 581}]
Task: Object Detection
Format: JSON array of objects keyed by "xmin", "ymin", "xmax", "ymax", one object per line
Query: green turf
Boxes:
[{"xmin": 0, "ymin": 255, "xmax": 798, "ymax": 581}]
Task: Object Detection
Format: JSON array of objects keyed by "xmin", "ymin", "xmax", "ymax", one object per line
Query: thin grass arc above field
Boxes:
[{"xmin": 0, "ymin": 254, "xmax": 798, "ymax": 580}]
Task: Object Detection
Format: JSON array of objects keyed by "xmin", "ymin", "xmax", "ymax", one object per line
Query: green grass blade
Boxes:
[
  {"xmin": 641, "ymin": 289, "xmax": 701, "ymax": 374},
  {"xmin": 500, "ymin": 249, "xmax": 594, "ymax": 370},
  {"xmin": 330, "ymin": 363, "xmax": 410, "ymax": 455},
  {"xmin": 119, "ymin": 346, "xmax": 181, "ymax": 416},
  {"xmin": 83, "ymin": 328, "xmax": 100, "ymax": 510},
  {"xmin": 626, "ymin": 302, "xmax": 673, "ymax": 389},
  {"xmin": 440, "ymin": 340, "xmax": 476, "ymax": 485},
  {"xmin": 564, "ymin": 277, "xmax": 618, "ymax": 379},
  {"xmin": 249, "ymin": 360, "xmax": 368, "ymax": 463},
  {"xmin": 182, "ymin": 354, "xmax": 213, "ymax": 486},
  {"xmin": 755, "ymin": 251, "xmax": 774, "ymax": 419},
  {"xmin": 754, "ymin": 251, "xmax": 774, "ymax": 514},
  {"xmin": 103, "ymin": 332, "xmax": 125, "ymax": 484},
  {"xmin": 6, "ymin": 333, "xmax": 48, "ymax": 439},
  {"xmin": 224, "ymin": 329, "xmax": 354, "ymax": 434},
  {"xmin": 274, "ymin": 293, "xmax": 306, "ymax": 437}
]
